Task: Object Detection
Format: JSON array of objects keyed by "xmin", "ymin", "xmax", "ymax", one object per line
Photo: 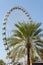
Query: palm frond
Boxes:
[
  {"xmin": 12, "ymin": 30, "xmax": 25, "ymax": 39},
  {"xmin": 36, "ymin": 46, "xmax": 43, "ymax": 60},
  {"xmin": 34, "ymin": 28, "xmax": 43, "ymax": 36}
]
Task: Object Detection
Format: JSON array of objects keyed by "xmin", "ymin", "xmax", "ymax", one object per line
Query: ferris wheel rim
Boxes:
[{"xmin": 2, "ymin": 6, "xmax": 33, "ymax": 64}]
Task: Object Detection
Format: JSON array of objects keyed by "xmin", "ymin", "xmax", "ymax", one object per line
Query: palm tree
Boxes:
[
  {"xmin": 0, "ymin": 59, "xmax": 6, "ymax": 65},
  {"xmin": 6, "ymin": 22, "xmax": 43, "ymax": 65}
]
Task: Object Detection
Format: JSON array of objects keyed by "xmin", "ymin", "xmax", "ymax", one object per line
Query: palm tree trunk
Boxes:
[{"xmin": 27, "ymin": 42, "xmax": 31, "ymax": 65}]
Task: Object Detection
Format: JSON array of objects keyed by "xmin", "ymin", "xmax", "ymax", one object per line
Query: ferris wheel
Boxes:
[{"xmin": 2, "ymin": 6, "xmax": 32, "ymax": 64}]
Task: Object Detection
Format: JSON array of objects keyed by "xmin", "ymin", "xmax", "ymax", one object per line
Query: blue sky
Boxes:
[{"xmin": 0, "ymin": 0, "xmax": 43, "ymax": 63}]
